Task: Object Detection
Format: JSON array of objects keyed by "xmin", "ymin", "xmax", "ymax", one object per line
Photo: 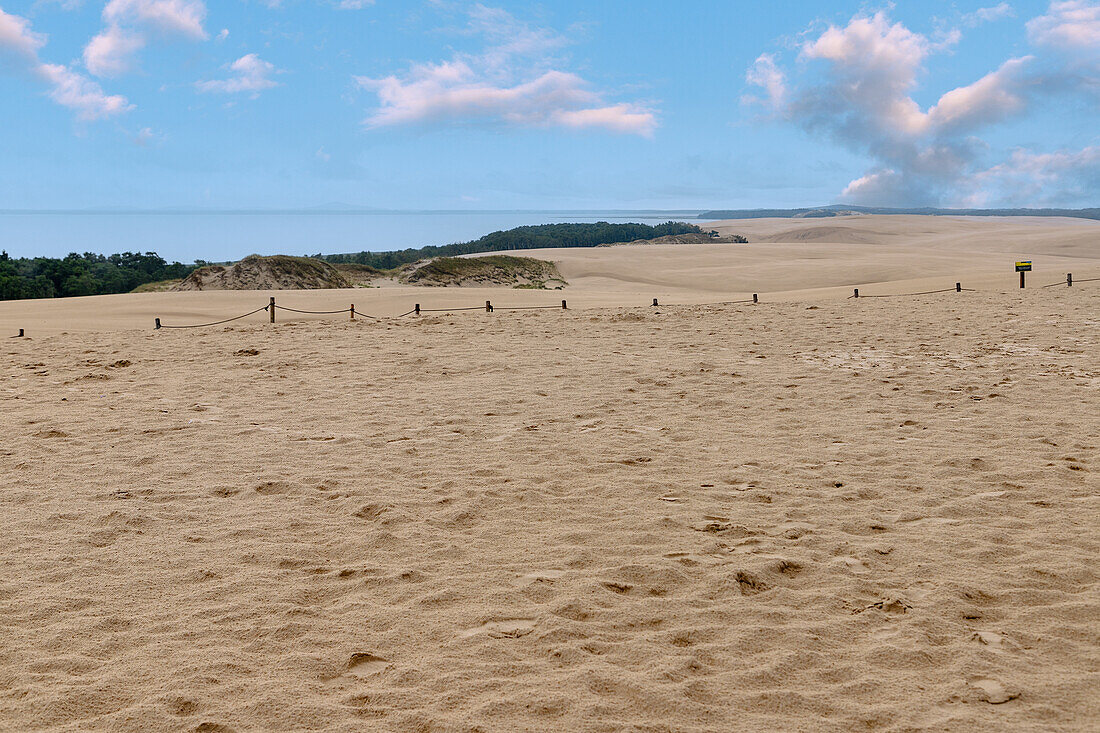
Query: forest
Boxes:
[
  {"xmin": 317, "ymin": 221, "xmax": 705, "ymax": 270},
  {"xmin": 0, "ymin": 251, "xmax": 197, "ymax": 301}
]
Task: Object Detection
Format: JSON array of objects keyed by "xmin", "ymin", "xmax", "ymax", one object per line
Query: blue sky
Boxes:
[{"xmin": 0, "ymin": 1, "xmax": 1097, "ymax": 210}]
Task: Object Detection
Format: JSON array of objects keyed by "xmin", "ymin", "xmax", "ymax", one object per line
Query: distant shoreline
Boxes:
[{"xmin": 0, "ymin": 209, "xmax": 705, "ymax": 217}]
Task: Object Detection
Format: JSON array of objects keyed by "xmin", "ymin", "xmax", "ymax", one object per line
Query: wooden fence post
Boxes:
[
  {"xmin": 956, "ymin": 282, "xmax": 961, "ymax": 292},
  {"xmin": 562, "ymin": 300, "xmax": 567, "ymax": 309},
  {"xmin": 17, "ymin": 328, "xmax": 24, "ymax": 337},
  {"xmin": 1068, "ymin": 273, "xmax": 1073, "ymax": 287},
  {"xmin": 485, "ymin": 300, "xmax": 493, "ymax": 313},
  {"xmin": 270, "ymin": 297, "xmax": 276, "ymax": 323},
  {"xmin": 753, "ymin": 293, "xmax": 758, "ymax": 303},
  {"xmin": 154, "ymin": 319, "xmax": 161, "ymax": 330},
  {"xmin": 1020, "ymin": 271, "xmax": 1025, "ymax": 289},
  {"xmin": 652, "ymin": 298, "xmax": 659, "ymax": 307},
  {"xmin": 350, "ymin": 304, "xmax": 355, "ymax": 320},
  {"xmin": 415, "ymin": 304, "xmax": 420, "ymax": 315},
  {"xmin": 853, "ymin": 288, "xmax": 859, "ymax": 298}
]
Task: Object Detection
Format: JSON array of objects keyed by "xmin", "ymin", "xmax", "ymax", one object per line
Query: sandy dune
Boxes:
[
  {"xmin": 1, "ymin": 215, "xmax": 1097, "ymax": 337},
  {"xmin": 526, "ymin": 215, "xmax": 1100, "ymax": 299},
  {"xmin": 1, "ymin": 216, "xmax": 1098, "ymax": 731}
]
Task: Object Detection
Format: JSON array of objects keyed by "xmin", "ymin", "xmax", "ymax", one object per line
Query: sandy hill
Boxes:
[
  {"xmin": 173, "ymin": 255, "xmax": 352, "ymax": 291},
  {"xmin": 402, "ymin": 255, "xmax": 566, "ymax": 288}
]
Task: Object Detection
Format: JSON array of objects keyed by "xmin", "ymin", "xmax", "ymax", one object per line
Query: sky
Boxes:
[{"xmin": 0, "ymin": 0, "xmax": 1098, "ymax": 211}]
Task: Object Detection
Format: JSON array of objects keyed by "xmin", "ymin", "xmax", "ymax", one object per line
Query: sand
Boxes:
[{"xmin": 1, "ymin": 216, "xmax": 1098, "ymax": 731}]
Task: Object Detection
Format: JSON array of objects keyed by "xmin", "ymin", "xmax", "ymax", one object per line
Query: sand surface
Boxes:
[{"xmin": 1, "ymin": 216, "xmax": 1098, "ymax": 731}]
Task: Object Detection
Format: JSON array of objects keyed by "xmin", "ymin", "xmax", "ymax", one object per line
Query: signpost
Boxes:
[{"xmin": 1016, "ymin": 261, "xmax": 1032, "ymax": 288}]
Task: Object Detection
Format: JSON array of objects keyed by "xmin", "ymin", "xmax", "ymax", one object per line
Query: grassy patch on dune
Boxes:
[
  {"xmin": 130, "ymin": 279, "xmax": 183, "ymax": 293},
  {"xmin": 400, "ymin": 255, "xmax": 567, "ymax": 289}
]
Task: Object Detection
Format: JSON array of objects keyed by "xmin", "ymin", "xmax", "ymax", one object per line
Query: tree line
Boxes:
[
  {"xmin": 317, "ymin": 221, "xmax": 705, "ymax": 270},
  {"xmin": 0, "ymin": 251, "xmax": 198, "ymax": 301}
]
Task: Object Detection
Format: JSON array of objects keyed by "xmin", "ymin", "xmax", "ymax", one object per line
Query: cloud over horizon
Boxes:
[
  {"xmin": 745, "ymin": 3, "xmax": 1100, "ymax": 207},
  {"xmin": 356, "ymin": 5, "xmax": 657, "ymax": 137}
]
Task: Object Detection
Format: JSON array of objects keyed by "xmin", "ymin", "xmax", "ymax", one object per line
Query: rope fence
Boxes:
[
  {"xmin": 155, "ymin": 304, "xmax": 271, "ymax": 330},
  {"xmin": 143, "ymin": 273, "xmax": 1095, "ymax": 331},
  {"xmin": 1042, "ymin": 273, "xmax": 1100, "ymax": 288},
  {"xmin": 847, "ymin": 283, "xmax": 978, "ymax": 299}
]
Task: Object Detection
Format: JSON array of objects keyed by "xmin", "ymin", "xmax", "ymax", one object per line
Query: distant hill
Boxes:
[
  {"xmin": 173, "ymin": 255, "xmax": 351, "ymax": 291},
  {"xmin": 698, "ymin": 205, "xmax": 1100, "ymax": 221},
  {"xmin": 399, "ymin": 255, "xmax": 566, "ymax": 289}
]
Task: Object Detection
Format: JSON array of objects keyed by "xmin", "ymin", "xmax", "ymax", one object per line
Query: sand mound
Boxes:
[
  {"xmin": 403, "ymin": 255, "xmax": 566, "ymax": 288},
  {"xmin": 173, "ymin": 255, "xmax": 351, "ymax": 291}
]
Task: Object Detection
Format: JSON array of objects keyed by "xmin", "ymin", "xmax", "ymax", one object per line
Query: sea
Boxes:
[{"xmin": 0, "ymin": 210, "xmax": 708, "ymax": 263}]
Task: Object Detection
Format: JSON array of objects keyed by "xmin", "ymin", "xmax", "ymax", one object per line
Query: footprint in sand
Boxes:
[
  {"xmin": 970, "ymin": 678, "xmax": 1020, "ymax": 704},
  {"xmin": 970, "ymin": 631, "xmax": 1018, "ymax": 652},
  {"xmin": 512, "ymin": 570, "xmax": 566, "ymax": 586},
  {"xmin": 461, "ymin": 618, "xmax": 537, "ymax": 639},
  {"xmin": 347, "ymin": 652, "xmax": 390, "ymax": 676}
]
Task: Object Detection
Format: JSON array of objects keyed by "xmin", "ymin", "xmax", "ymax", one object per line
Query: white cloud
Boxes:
[
  {"xmin": 0, "ymin": 8, "xmax": 131, "ymax": 120},
  {"xmin": 1027, "ymin": 1, "xmax": 1100, "ymax": 49},
  {"xmin": 355, "ymin": 5, "xmax": 655, "ymax": 136},
  {"xmin": 970, "ymin": 146, "xmax": 1100, "ymax": 205},
  {"xmin": 963, "ymin": 3, "xmax": 1016, "ymax": 26},
  {"xmin": 133, "ymin": 126, "xmax": 155, "ymax": 145},
  {"xmin": 38, "ymin": 0, "xmax": 86, "ymax": 10},
  {"xmin": 85, "ymin": 0, "xmax": 208, "ymax": 78},
  {"xmin": 926, "ymin": 56, "xmax": 1032, "ymax": 131},
  {"xmin": 743, "ymin": 53, "xmax": 786, "ymax": 110},
  {"xmin": 196, "ymin": 53, "xmax": 279, "ymax": 96},
  {"xmin": 0, "ymin": 9, "xmax": 46, "ymax": 60},
  {"xmin": 744, "ymin": 11, "xmax": 1054, "ymax": 205},
  {"xmin": 103, "ymin": 0, "xmax": 207, "ymax": 40},
  {"xmin": 83, "ymin": 24, "xmax": 145, "ymax": 77},
  {"xmin": 551, "ymin": 104, "xmax": 656, "ymax": 135}
]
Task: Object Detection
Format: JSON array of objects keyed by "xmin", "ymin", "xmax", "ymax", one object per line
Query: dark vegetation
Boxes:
[
  {"xmin": 0, "ymin": 251, "xmax": 198, "ymax": 301},
  {"xmin": 317, "ymin": 221, "xmax": 704, "ymax": 270}
]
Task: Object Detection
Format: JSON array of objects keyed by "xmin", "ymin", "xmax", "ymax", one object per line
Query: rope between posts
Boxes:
[
  {"xmin": 848, "ymin": 287, "xmax": 973, "ymax": 299},
  {"xmin": 494, "ymin": 305, "xmax": 566, "ymax": 310},
  {"xmin": 158, "ymin": 305, "xmax": 270, "ymax": 329},
  {"xmin": 417, "ymin": 306, "xmax": 487, "ymax": 312},
  {"xmin": 1044, "ymin": 276, "xmax": 1100, "ymax": 287},
  {"xmin": 273, "ymin": 304, "xmax": 353, "ymax": 315}
]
